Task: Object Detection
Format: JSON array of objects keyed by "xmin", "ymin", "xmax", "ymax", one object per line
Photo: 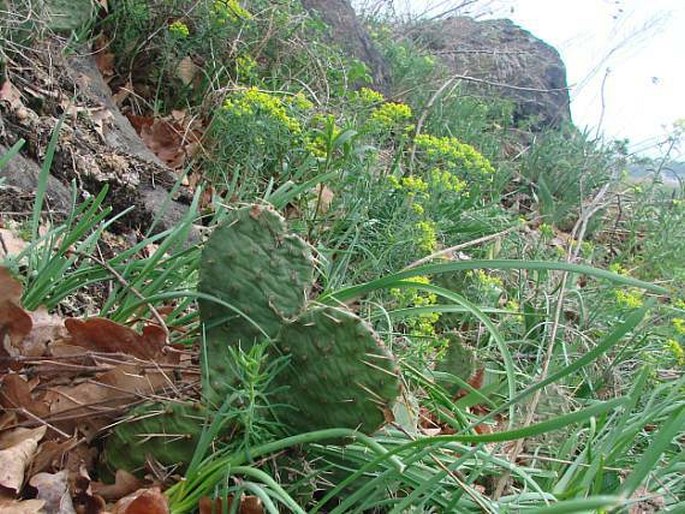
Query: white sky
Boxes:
[{"xmin": 361, "ymin": 0, "xmax": 685, "ymax": 158}]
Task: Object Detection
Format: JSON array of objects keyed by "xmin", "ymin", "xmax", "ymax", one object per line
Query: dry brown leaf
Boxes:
[
  {"xmin": 0, "ymin": 425, "xmax": 47, "ymax": 493},
  {"xmin": 42, "ymin": 379, "xmax": 128, "ymax": 438},
  {"xmin": 93, "ymin": 34, "xmax": 115, "ymax": 80},
  {"xmin": 95, "ymin": 52, "xmax": 115, "ymax": 79},
  {"xmin": 29, "ymin": 470, "xmax": 76, "ymax": 514},
  {"xmin": 21, "ymin": 307, "xmax": 68, "ymax": 358},
  {"xmin": 0, "ymin": 266, "xmax": 23, "ymax": 303},
  {"xmin": 0, "ymin": 411, "xmax": 18, "ymax": 431},
  {"xmin": 0, "ymin": 498, "xmax": 46, "ymax": 513},
  {"xmin": 43, "ymin": 359, "xmax": 174, "ymax": 437},
  {"xmin": 199, "ymin": 495, "xmax": 263, "ymax": 514},
  {"xmin": 64, "ymin": 318, "xmax": 166, "ymax": 359},
  {"xmin": 30, "ymin": 436, "xmax": 81, "ymax": 475},
  {"xmin": 71, "ymin": 464, "xmax": 106, "ymax": 514},
  {"xmin": 313, "ymin": 184, "xmax": 335, "ymax": 215},
  {"xmin": 92, "ymin": 470, "xmax": 142, "ymax": 502},
  {"xmin": 127, "ymin": 114, "xmax": 202, "ymax": 170},
  {"xmin": 0, "ymin": 78, "xmax": 24, "ymax": 110},
  {"xmin": 176, "ymin": 57, "xmax": 199, "ymax": 86},
  {"xmin": 141, "ymin": 118, "xmax": 185, "ymax": 169},
  {"xmin": 0, "ymin": 373, "xmax": 50, "ymax": 419},
  {"xmin": 110, "ymin": 487, "xmax": 168, "ymax": 514},
  {"xmin": 0, "ymin": 229, "xmax": 28, "ymax": 257},
  {"xmin": 0, "ymin": 300, "xmax": 32, "ymax": 349},
  {"xmin": 112, "ymin": 80, "xmax": 133, "ymax": 107}
]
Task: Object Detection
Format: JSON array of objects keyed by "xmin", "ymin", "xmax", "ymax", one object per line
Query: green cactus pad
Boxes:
[
  {"xmin": 268, "ymin": 306, "xmax": 400, "ymax": 435},
  {"xmin": 104, "ymin": 401, "xmax": 206, "ymax": 473},
  {"xmin": 199, "ymin": 205, "xmax": 314, "ymax": 405},
  {"xmin": 434, "ymin": 334, "xmax": 477, "ymax": 397}
]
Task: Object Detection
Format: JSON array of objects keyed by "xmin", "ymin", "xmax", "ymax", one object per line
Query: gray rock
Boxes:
[
  {"xmin": 0, "ymin": 143, "xmax": 73, "ymax": 215},
  {"xmin": 412, "ymin": 16, "xmax": 571, "ymax": 129}
]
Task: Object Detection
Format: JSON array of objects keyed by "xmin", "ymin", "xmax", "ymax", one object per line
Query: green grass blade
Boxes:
[
  {"xmin": 467, "ymin": 306, "xmax": 649, "ymax": 429},
  {"xmin": 619, "ymin": 404, "xmax": 685, "ymax": 498},
  {"xmin": 322, "ymin": 260, "xmax": 669, "ymax": 303},
  {"xmin": 31, "ymin": 116, "xmax": 64, "ymax": 241},
  {"xmin": 0, "ymin": 138, "xmax": 25, "ymax": 169},
  {"xmin": 525, "ymin": 495, "xmax": 622, "ymax": 513},
  {"xmin": 392, "ymin": 280, "xmax": 518, "ymax": 424}
]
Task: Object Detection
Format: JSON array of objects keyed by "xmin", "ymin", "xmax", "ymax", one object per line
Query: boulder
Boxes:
[{"xmin": 410, "ymin": 16, "xmax": 571, "ymax": 129}]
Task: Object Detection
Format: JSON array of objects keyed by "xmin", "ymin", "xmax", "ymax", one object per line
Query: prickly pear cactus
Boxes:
[
  {"xmin": 105, "ymin": 204, "xmax": 401, "ymax": 474},
  {"xmin": 268, "ymin": 306, "xmax": 399, "ymax": 435},
  {"xmin": 434, "ymin": 334, "xmax": 476, "ymax": 397},
  {"xmin": 104, "ymin": 401, "xmax": 206, "ymax": 472},
  {"xmin": 198, "ymin": 204, "xmax": 314, "ymax": 406}
]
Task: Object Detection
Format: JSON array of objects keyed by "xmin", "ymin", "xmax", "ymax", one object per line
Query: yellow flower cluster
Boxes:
[
  {"xmin": 369, "ymin": 101, "xmax": 413, "ymax": 130},
  {"xmin": 389, "ymin": 169, "xmax": 467, "ymax": 199},
  {"xmin": 396, "ymin": 175, "xmax": 429, "ymax": 195},
  {"xmin": 416, "ymin": 220, "xmax": 438, "ymax": 253},
  {"xmin": 505, "ymin": 299, "xmax": 520, "ymax": 312},
  {"xmin": 505, "ymin": 298, "xmax": 524, "ymax": 321},
  {"xmin": 614, "ymin": 289, "xmax": 644, "ymax": 309},
  {"xmin": 539, "ymin": 223, "xmax": 554, "ymax": 240},
  {"xmin": 223, "ymin": 87, "xmax": 302, "ymax": 134},
  {"xmin": 664, "ymin": 339, "xmax": 685, "ymax": 366},
  {"xmin": 168, "ymin": 20, "xmax": 190, "ymax": 38},
  {"xmin": 235, "ymin": 55, "xmax": 257, "ymax": 79},
  {"xmin": 290, "ymin": 92, "xmax": 314, "ymax": 111},
  {"xmin": 357, "ymin": 87, "xmax": 385, "ymax": 106},
  {"xmin": 469, "ymin": 269, "xmax": 504, "ymax": 290},
  {"xmin": 673, "ymin": 317, "xmax": 685, "ymax": 335},
  {"xmin": 391, "ymin": 276, "xmax": 441, "ymax": 338},
  {"xmin": 415, "ymin": 134, "xmax": 495, "ymax": 175},
  {"xmin": 609, "ymin": 262, "xmax": 628, "ymax": 275},
  {"xmin": 212, "ymin": 0, "xmax": 252, "ymax": 23},
  {"xmin": 387, "ymin": 168, "xmax": 470, "ymax": 256},
  {"xmin": 428, "ymin": 168, "xmax": 467, "ymax": 195}
]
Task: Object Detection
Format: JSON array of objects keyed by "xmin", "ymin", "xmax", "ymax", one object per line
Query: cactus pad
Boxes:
[
  {"xmin": 199, "ymin": 205, "xmax": 314, "ymax": 405},
  {"xmin": 103, "ymin": 401, "xmax": 205, "ymax": 473},
  {"xmin": 434, "ymin": 334, "xmax": 476, "ymax": 397},
  {"xmin": 268, "ymin": 306, "xmax": 400, "ymax": 435}
]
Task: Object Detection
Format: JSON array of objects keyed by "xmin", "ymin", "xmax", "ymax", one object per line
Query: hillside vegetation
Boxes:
[{"xmin": 0, "ymin": 1, "xmax": 683, "ymax": 512}]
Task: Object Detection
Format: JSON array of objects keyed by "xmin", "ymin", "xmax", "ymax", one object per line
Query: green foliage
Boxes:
[
  {"xmin": 519, "ymin": 126, "xmax": 619, "ymax": 228},
  {"xmin": 5, "ymin": 1, "xmax": 685, "ymax": 510},
  {"xmin": 204, "ymin": 87, "xmax": 315, "ymax": 194}
]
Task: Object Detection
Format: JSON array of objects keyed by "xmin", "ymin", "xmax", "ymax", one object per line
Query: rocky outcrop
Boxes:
[
  {"xmin": 301, "ymin": 0, "xmax": 391, "ymax": 90},
  {"xmin": 300, "ymin": 0, "xmax": 570, "ymax": 130},
  {"xmin": 413, "ymin": 17, "xmax": 571, "ymax": 129}
]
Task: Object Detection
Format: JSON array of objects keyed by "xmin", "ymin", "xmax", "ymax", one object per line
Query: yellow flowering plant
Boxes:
[
  {"xmin": 206, "ymin": 87, "xmax": 313, "ymax": 188},
  {"xmin": 390, "ymin": 276, "xmax": 445, "ymax": 362}
]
